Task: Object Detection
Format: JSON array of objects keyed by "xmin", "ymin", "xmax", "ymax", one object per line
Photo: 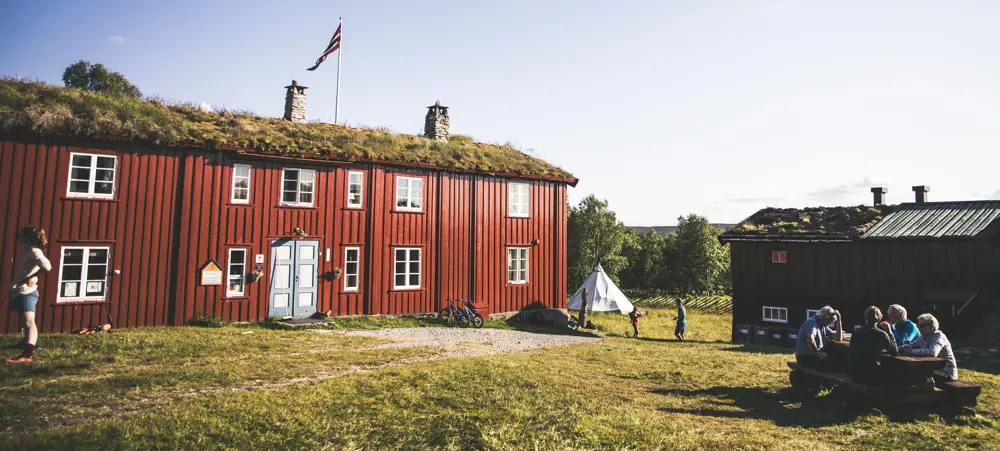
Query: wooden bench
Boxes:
[
  {"xmin": 787, "ymin": 362, "xmax": 980, "ymax": 412},
  {"xmin": 938, "ymin": 380, "xmax": 982, "ymax": 407}
]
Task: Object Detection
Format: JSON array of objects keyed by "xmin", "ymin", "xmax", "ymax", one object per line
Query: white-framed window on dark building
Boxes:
[
  {"xmin": 67, "ymin": 153, "xmax": 117, "ymax": 198},
  {"xmin": 507, "ymin": 248, "xmax": 529, "ymax": 284},
  {"xmin": 231, "ymin": 164, "xmax": 251, "ymax": 204},
  {"xmin": 347, "ymin": 171, "xmax": 364, "ymax": 208},
  {"xmin": 806, "ymin": 309, "xmax": 820, "ymax": 319},
  {"xmin": 57, "ymin": 246, "xmax": 110, "ymax": 302},
  {"xmin": 763, "ymin": 306, "xmax": 788, "ymax": 323},
  {"xmin": 508, "ymin": 182, "xmax": 530, "ymax": 217},
  {"xmin": 344, "ymin": 247, "xmax": 360, "ymax": 291},
  {"xmin": 395, "ymin": 176, "xmax": 423, "ymax": 211},
  {"xmin": 771, "ymin": 250, "xmax": 788, "ymax": 264},
  {"xmin": 281, "ymin": 168, "xmax": 315, "ymax": 206},
  {"xmin": 227, "ymin": 248, "xmax": 247, "ymax": 297},
  {"xmin": 393, "ymin": 248, "xmax": 421, "ymax": 289}
]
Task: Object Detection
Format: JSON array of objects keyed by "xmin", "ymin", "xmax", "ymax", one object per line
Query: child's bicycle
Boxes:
[{"xmin": 459, "ymin": 299, "xmax": 484, "ymax": 328}]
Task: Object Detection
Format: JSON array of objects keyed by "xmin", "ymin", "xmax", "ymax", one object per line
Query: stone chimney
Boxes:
[
  {"xmin": 424, "ymin": 101, "xmax": 449, "ymax": 142},
  {"xmin": 284, "ymin": 80, "xmax": 307, "ymax": 124},
  {"xmin": 871, "ymin": 187, "xmax": 887, "ymax": 206},
  {"xmin": 912, "ymin": 185, "xmax": 930, "ymax": 203}
]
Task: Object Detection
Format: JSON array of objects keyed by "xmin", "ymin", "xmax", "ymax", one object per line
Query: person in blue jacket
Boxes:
[{"xmin": 886, "ymin": 304, "xmax": 920, "ymax": 346}]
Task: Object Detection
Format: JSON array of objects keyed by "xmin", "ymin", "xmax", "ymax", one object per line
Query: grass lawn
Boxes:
[{"xmin": 2, "ymin": 309, "xmax": 999, "ymax": 450}]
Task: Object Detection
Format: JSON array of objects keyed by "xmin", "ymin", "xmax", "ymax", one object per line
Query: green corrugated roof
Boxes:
[{"xmin": 861, "ymin": 201, "xmax": 1000, "ymax": 240}]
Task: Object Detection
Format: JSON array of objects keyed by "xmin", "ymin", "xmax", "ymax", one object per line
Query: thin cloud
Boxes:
[
  {"xmin": 807, "ymin": 177, "xmax": 876, "ymax": 202},
  {"xmin": 764, "ymin": 0, "xmax": 803, "ymax": 12},
  {"xmin": 106, "ymin": 36, "xmax": 126, "ymax": 46}
]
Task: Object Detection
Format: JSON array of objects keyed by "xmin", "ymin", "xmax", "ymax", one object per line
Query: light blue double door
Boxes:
[{"xmin": 269, "ymin": 239, "xmax": 319, "ymax": 318}]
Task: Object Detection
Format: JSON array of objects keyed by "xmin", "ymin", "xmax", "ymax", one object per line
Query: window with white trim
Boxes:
[
  {"xmin": 507, "ymin": 248, "xmax": 529, "ymax": 284},
  {"xmin": 763, "ymin": 306, "xmax": 788, "ymax": 323},
  {"xmin": 231, "ymin": 164, "xmax": 251, "ymax": 203},
  {"xmin": 508, "ymin": 183, "xmax": 530, "ymax": 217},
  {"xmin": 393, "ymin": 248, "xmax": 421, "ymax": 289},
  {"xmin": 395, "ymin": 177, "xmax": 423, "ymax": 211},
  {"xmin": 227, "ymin": 248, "xmax": 247, "ymax": 297},
  {"xmin": 57, "ymin": 247, "xmax": 110, "ymax": 302},
  {"xmin": 344, "ymin": 247, "xmax": 360, "ymax": 291},
  {"xmin": 771, "ymin": 250, "xmax": 787, "ymax": 264},
  {"xmin": 806, "ymin": 309, "xmax": 820, "ymax": 319},
  {"xmin": 67, "ymin": 153, "xmax": 117, "ymax": 198},
  {"xmin": 347, "ymin": 171, "xmax": 364, "ymax": 208},
  {"xmin": 281, "ymin": 168, "xmax": 315, "ymax": 206}
]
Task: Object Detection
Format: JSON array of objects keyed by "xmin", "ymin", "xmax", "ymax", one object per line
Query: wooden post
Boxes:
[{"xmin": 579, "ymin": 287, "xmax": 589, "ymax": 330}]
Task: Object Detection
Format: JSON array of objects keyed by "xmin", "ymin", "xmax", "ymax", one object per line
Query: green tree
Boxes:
[
  {"xmin": 619, "ymin": 229, "xmax": 667, "ymax": 290},
  {"xmin": 62, "ymin": 60, "xmax": 142, "ymax": 97},
  {"xmin": 567, "ymin": 195, "xmax": 629, "ymax": 292},
  {"xmin": 667, "ymin": 214, "xmax": 731, "ymax": 294}
]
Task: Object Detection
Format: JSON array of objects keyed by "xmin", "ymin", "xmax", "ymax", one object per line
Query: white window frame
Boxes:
[
  {"xmin": 508, "ymin": 182, "xmax": 530, "ymax": 217},
  {"xmin": 762, "ymin": 306, "xmax": 788, "ymax": 323},
  {"xmin": 806, "ymin": 309, "xmax": 820, "ymax": 319},
  {"xmin": 231, "ymin": 164, "xmax": 252, "ymax": 204},
  {"xmin": 347, "ymin": 171, "xmax": 364, "ymax": 208},
  {"xmin": 66, "ymin": 152, "xmax": 117, "ymax": 199},
  {"xmin": 395, "ymin": 176, "xmax": 424, "ymax": 212},
  {"xmin": 226, "ymin": 248, "xmax": 248, "ymax": 297},
  {"xmin": 280, "ymin": 168, "xmax": 316, "ymax": 206},
  {"xmin": 393, "ymin": 247, "xmax": 421, "ymax": 289},
  {"xmin": 507, "ymin": 247, "xmax": 529, "ymax": 284},
  {"xmin": 344, "ymin": 247, "xmax": 360, "ymax": 292},
  {"xmin": 56, "ymin": 246, "xmax": 111, "ymax": 302}
]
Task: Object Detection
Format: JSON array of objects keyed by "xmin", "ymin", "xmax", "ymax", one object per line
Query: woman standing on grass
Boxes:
[{"xmin": 5, "ymin": 226, "xmax": 52, "ymax": 364}]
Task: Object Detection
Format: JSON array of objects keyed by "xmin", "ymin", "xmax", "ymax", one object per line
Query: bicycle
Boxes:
[
  {"xmin": 460, "ymin": 299, "xmax": 484, "ymax": 328},
  {"xmin": 438, "ymin": 298, "xmax": 470, "ymax": 328}
]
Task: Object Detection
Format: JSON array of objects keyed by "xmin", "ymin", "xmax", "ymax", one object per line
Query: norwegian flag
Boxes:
[{"xmin": 307, "ymin": 23, "xmax": 342, "ymax": 71}]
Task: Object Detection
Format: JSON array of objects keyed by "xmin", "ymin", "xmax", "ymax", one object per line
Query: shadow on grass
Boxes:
[
  {"xmin": 0, "ymin": 361, "xmax": 93, "ymax": 381},
  {"xmin": 720, "ymin": 344, "xmax": 794, "ymax": 355},
  {"xmin": 632, "ymin": 337, "xmax": 727, "ymax": 345},
  {"xmin": 500, "ymin": 323, "xmax": 601, "ymax": 338},
  {"xmin": 651, "ymin": 386, "xmax": 856, "ymax": 428}
]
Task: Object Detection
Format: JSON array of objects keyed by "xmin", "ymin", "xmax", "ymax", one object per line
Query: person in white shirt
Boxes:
[
  {"xmin": 902, "ymin": 313, "xmax": 959, "ymax": 383},
  {"xmin": 5, "ymin": 226, "xmax": 52, "ymax": 364}
]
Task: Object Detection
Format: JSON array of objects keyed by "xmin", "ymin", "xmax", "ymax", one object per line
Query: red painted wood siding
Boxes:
[
  {"xmin": 0, "ymin": 141, "xmax": 179, "ymax": 333},
  {"xmin": 0, "ymin": 139, "xmax": 570, "ymax": 333}
]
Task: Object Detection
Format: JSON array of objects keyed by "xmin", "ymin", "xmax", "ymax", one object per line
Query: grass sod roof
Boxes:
[
  {"xmin": 719, "ymin": 204, "xmax": 895, "ymax": 242},
  {"xmin": 0, "ymin": 78, "xmax": 576, "ymax": 183}
]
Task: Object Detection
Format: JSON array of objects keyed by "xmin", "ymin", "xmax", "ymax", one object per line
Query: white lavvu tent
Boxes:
[{"xmin": 566, "ymin": 264, "xmax": 634, "ymax": 315}]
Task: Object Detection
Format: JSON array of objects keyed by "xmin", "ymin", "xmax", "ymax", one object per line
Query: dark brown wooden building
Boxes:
[
  {"xmin": 719, "ymin": 187, "xmax": 1000, "ymax": 344},
  {"xmin": 0, "ymin": 80, "xmax": 576, "ymax": 333}
]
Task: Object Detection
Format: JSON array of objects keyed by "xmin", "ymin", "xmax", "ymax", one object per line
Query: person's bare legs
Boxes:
[{"xmin": 24, "ymin": 311, "xmax": 37, "ymax": 347}]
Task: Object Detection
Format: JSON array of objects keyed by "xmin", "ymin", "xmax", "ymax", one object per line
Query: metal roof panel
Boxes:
[{"xmin": 861, "ymin": 201, "xmax": 1000, "ymax": 239}]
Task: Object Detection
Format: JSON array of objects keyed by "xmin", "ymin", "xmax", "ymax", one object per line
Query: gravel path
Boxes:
[{"xmin": 341, "ymin": 327, "xmax": 601, "ymax": 358}]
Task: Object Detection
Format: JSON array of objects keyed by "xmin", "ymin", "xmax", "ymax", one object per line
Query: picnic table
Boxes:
[{"xmin": 789, "ymin": 337, "xmax": 980, "ymax": 412}]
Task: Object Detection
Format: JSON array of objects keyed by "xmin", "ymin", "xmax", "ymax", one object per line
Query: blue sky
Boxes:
[{"xmin": 3, "ymin": 0, "xmax": 999, "ymax": 225}]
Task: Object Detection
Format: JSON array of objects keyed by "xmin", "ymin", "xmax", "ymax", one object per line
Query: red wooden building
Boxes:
[{"xmin": 0, "ymin": 80, "xmax": 577, "ymax": 333}]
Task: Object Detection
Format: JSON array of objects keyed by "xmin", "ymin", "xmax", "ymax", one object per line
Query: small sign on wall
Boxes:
[
  {"xmin": 255, "ymin": 254, "xmax": 265, "ymax": 265},
  {"xmin": 199, "ymin": 259, "xmax": 224, "ymax": 286}
]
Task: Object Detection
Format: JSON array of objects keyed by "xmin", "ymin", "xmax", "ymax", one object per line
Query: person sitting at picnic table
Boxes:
[
  {"xmin": 886, "ymin": 304, "xmax": 920, "ymax": 347},
  {"xmin": 794, "ymin": 306, "xmax": 843, "ymax": 371},
  {"xmin": 848, "ymin": 306, "xmax": 898, "ymax": 385},
  {"xmin": 902, "ymin": 313, "xmax": 959, "ymax": 383}
]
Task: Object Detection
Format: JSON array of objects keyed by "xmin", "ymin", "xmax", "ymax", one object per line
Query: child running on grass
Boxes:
[
  {"xmin": 673, "ymin": 300, "xmax": 687, "ymax": 341},
  {"xmin": 629, "ymin": 306, "xmax": 644, "ymax": 338}
]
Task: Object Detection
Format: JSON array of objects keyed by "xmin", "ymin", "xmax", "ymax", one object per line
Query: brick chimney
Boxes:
[
  {"xmin": 284, "ymin": 80, "xmax": 307, "ymax": 124},
  {"xmin": 912, "ymin": 185, "xmax": 930, "ymax": 203},
  {"xmin": 871, "ymin": 187, "xmax": 887, "ymax": 206},
  {"xmin": 424, "ymin": 101, "xmax": 449, "ymax": 142}
]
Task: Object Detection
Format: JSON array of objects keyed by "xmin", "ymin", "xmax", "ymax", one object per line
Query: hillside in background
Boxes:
[{"xmin": 629, "ymin": 224, "xmax": 735, "ymax": 237}]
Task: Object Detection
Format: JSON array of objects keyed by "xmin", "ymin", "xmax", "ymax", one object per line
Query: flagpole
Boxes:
[{"xmin": 335, "ymin": 16, "xmax": 342, "ymax": 124}]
